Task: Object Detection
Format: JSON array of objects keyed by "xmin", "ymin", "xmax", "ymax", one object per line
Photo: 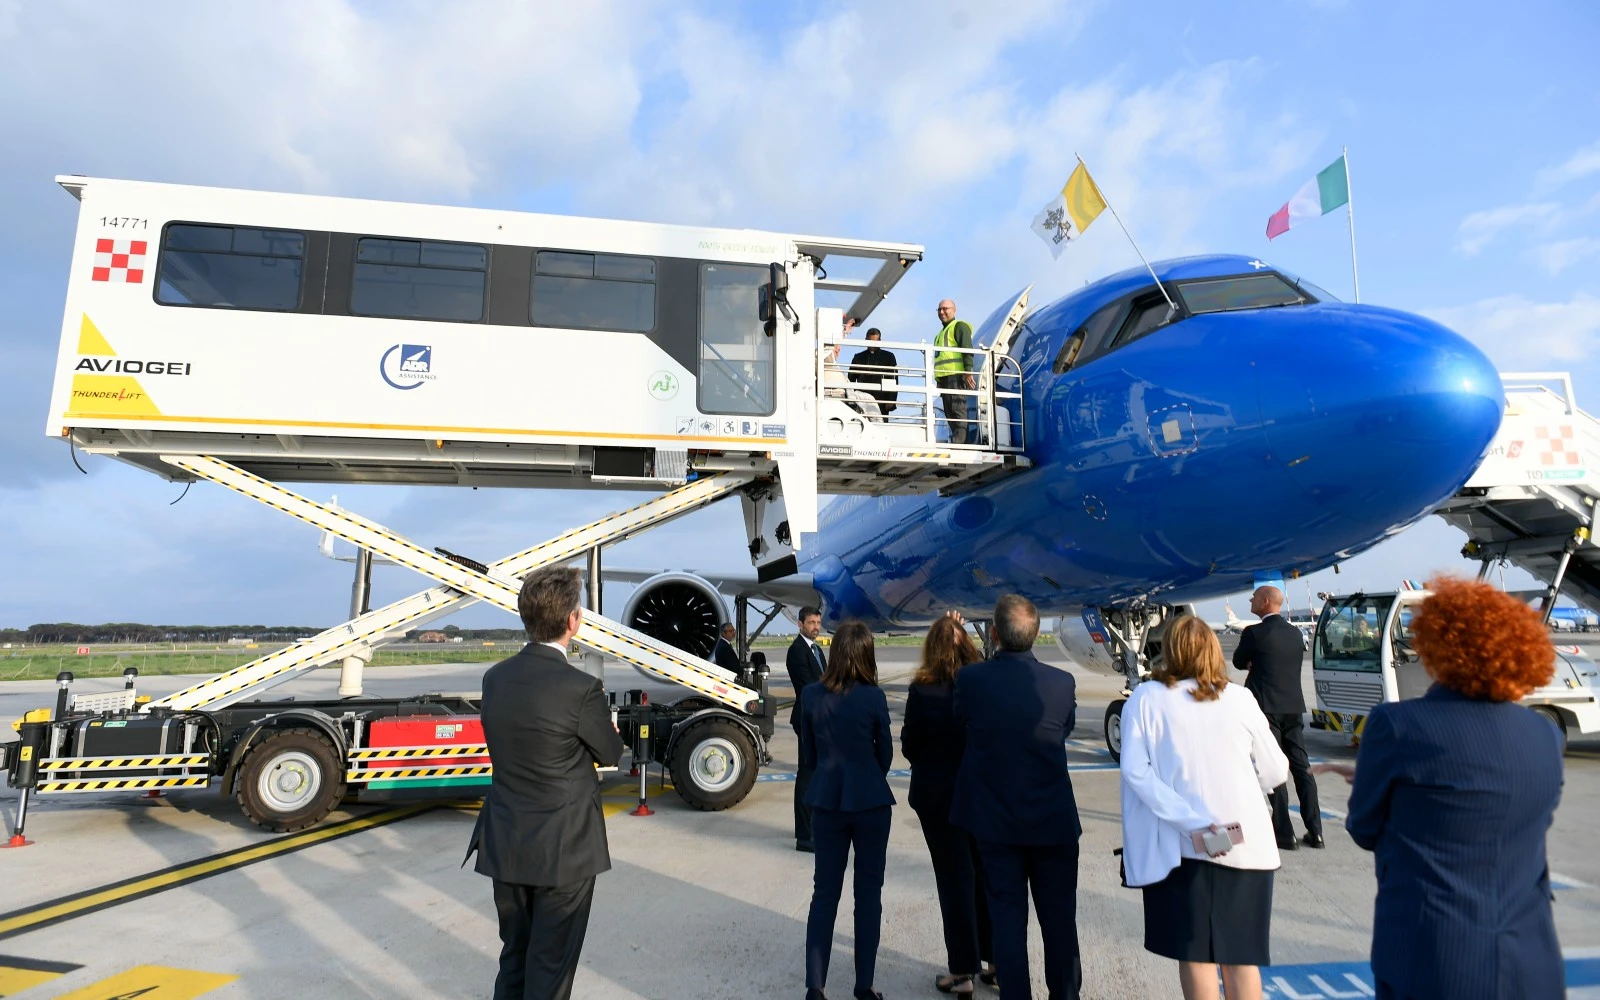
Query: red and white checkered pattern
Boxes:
[
  {"xmin": 91, "ymin": 239, "xmax": 147, "ymax": 283},
  {"xmin": 1535, "ymin": 424, "xmax": 1580, "ymax": 467}
]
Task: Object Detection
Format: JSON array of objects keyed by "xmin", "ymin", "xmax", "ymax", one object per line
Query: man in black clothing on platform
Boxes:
[
  {"xmin": 786, "ymin": 605, "xmax": 827, "ymax": 852},
  {"xmin": 1233, "ymin": 584, "xmax": 1323, "ymax": 850},
  {"xmin": 466, "ymin": 566, "xmax": 626, "ymax": 999},
  {"xmin": 848, "ymin": 327, "xmax": 899, "ymax": 415}
]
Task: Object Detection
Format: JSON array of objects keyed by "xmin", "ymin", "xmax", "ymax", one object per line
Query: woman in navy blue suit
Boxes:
[
  {"xmin": 902, "ymin": 613, "xmax": 994, "ymax": 995},
  {"xmin": 801, "ymin": 619, "xmax": 895, "ymax": 1000},
  {"xmin": 1316, "ymin": 577, "xmax": 1564, "ymax": 1000}
]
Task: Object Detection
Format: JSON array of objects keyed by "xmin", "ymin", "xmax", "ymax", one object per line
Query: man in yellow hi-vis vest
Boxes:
[{"xmin": 934, "ymin": 299, "xmax": 976, "ymax": 444}]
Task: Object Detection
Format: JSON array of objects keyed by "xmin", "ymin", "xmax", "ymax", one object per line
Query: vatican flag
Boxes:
[{"xmin": 1031, "ymin": 162, "xmax": 1108, "ymax": 258}]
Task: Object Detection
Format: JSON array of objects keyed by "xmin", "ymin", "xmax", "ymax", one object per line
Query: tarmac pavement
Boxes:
[{"xmin": 2, "ymin": 645, "xmax": 1599, "ymax": 998}]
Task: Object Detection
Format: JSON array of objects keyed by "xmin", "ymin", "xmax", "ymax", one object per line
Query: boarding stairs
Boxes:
[
  {"xmin": 146, "ymin": 457, "xmax": 763, "ymax": 714},
  {"xmin": 1436, "ymin": 372, "xmax": 1600, "ymax": 614}
]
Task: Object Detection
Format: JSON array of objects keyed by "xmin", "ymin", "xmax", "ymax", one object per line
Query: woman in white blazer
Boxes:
[{"xmin": 1119, "ymin": 615, "xmax": 1290, "ymax": 1000}]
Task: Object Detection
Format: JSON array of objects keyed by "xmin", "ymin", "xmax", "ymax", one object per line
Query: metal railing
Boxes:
[{"xmin": 820, "ymin": 338, "xmax": 1024, "ymax": 451}]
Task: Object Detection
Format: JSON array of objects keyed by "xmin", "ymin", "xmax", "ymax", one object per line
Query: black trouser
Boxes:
[
  {"xmin": 937, "ymin": 374, "xmax": 971, "ymax": 444},
  {"xmin": 1267, "ymin": 712, "xmax": 1322, "ymax": 840},
  {"xmin": 491, "ymin": 876, "xmax": 596, "ymax": 1000},
  {"xmin": 806, "ymin": 805, "xmax": 892, "ymax": 992},
  {"xmin": 917, "ymin": 807, "xmax": 992, "ymax": 975},
  {"xmin": 793, "ymin": 725, "xmax": 814, "ymax": 844},
  {"xmin": 977, "ymin": 839, "xmax": 1081, "ymax": 1000}
]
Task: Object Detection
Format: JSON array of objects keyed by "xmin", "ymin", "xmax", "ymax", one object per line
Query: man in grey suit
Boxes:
[
  {"xmin": 466, "ymin": 566, "xmax": 626, "ymax": 1000},
  {"xmin": 786, "ymin": 605, "xmax": 827, "ymax": 852}
]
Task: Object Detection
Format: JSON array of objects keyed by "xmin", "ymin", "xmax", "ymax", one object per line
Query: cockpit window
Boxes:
[
  {"xmin": 1111, "ymin": 293, "xmax": 1177, "ymax": 348},
  {"xmin": 1052, "ymin": 299, "xmax": 1123, "ymax": 373},
  {"xmin": 1177, "ymin": 272, "xmax": 1306, "ymax": 314}
]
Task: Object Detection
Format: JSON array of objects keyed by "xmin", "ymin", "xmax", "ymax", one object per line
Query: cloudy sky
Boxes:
[{"xmin": 2, "ymin": 0, "xmax": 1596, "ymax": 629}]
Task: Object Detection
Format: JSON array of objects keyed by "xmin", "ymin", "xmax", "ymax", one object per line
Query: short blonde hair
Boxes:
[{"xmin": 1152, "ymin": 615, "xmax": 1228, "ymax": 702}]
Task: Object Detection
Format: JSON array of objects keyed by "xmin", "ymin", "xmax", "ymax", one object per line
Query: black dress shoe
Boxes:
[
  {"xmin": 796, "ymin": 840, "xmax": 814, "ymax": 853},
  {"xmin": 1277, "ymin": 836, "xmax": 1300, "ymax": 851},
  {"xmin": 1301, "ymin": 832, "xmax": 1325, "ymax": 849},
  {"xmin": 805, "ymin": 990, "xmax": 826, "ymax": 1000},
  {"xmin": 853, "ymin": 990, "xmax": 884, "ymax": 1000}
]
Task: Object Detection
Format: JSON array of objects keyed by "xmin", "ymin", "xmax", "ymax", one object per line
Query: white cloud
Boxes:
[
  {"xmin": 1533, "ymin": 237, "xmax": 1600, "ymax": 274},
  {"xmin": 1453, "ymin": 202, "xmax": 1559, "ymax": 255},
  {"xmin": 1425, "ymin": 293, "xmax": 1600, "ymax": 367},
  {"xmin": 1536, "ymin": 138, "xmax": 1600, "ymax": 191}
]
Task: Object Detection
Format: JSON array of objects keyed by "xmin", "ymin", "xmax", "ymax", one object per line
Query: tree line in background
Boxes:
[{"xmin": 0, "ymin": 623, "xmax": 528, "ymax": 644}]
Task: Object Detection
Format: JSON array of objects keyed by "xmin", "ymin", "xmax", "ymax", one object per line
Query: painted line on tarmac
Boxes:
[
  {"xmin": 54, "ymin": 964, "xmax": 236, "ymax": 1000},
  {"xmin": 0, "ymin": 803, "xmax": 438, "ymax": 942},
  {"xmin": 1262, "ymin": 950, "xmax": 1600, "ymax": 997},
  {"xmin": 0, "ymin": 953, "xmax": 82, "ymax": 995}
]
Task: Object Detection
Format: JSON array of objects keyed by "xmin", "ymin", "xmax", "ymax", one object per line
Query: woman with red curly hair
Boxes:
[{"xmin": 1315, "ymin": 576, "xmax": 1563, "ymax": 999}]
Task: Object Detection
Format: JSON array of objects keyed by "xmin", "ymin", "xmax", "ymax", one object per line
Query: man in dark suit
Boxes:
[
  {"xmin": 466, "ymin": 566, "xmax": 626, "ymax": 1000},
  {"xmin": 1233, "ymin": 584, "xmax": 1323, "ymax": 850},
  {"xmin": 951, "ymin": 595, "xmax": 1081, "ymax": 1000},
  {"xmin": 711, "ymin": 622, "xmax": 741, "ymax": 674},
  {"xmin": 848, "ymin": 327, "xmax": 899, "ymax": 414},
  {"xmin": 786, "ymin": 605, "xmax": 827, "ymax": 852}
]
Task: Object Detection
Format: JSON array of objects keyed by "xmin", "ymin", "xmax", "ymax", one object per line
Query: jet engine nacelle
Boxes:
[
  {"xmin": 621, "ymin": 572, "xmax": 729, "ymax": 661},
  {"xmin": 1053, "ymin": 613, "xmax": 1124, "ymax": 677}
]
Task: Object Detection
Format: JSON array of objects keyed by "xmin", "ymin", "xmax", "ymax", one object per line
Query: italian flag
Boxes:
[{"xmin": 1266, "ymin": 154, "xmax": 1349, "ymax": 240}]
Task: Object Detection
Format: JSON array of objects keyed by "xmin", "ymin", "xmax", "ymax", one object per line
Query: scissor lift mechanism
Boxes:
[{"xmin": 5, "ymin": 457, "xmax": 779, "ymax": 837}]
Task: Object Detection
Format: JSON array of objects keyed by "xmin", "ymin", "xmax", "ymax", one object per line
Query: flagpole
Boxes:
[
  {"xmin": 1076, "ymin": 153, "xmax": 1176, "ymax": 311},
  {"xmin": 1344, "ymin": 145, "xmax": 1360, "ymax": 303}
]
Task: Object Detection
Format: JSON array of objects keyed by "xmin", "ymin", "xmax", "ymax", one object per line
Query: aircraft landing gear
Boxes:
[{"xmin": 1090, "ymin": 602, "xmax": 1182, "ymax": 762}]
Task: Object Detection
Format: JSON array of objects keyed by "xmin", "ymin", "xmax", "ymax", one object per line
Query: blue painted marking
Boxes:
[{"xmin": 1262, "ymin": 956, "xmax": 1599, "ymax": 996}]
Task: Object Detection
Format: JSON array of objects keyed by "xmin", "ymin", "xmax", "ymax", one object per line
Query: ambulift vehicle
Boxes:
[
  {"xmin": 1310, "ymin": 590, "xmax": 1600, "ymax": 752},
  {"xmin": 2, "ymin": 175, "xmax": 1029, "ymax": 841}
]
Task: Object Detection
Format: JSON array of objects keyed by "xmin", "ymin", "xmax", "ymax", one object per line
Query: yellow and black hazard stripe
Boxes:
[
  {"xmin": 346, "ymin": 744, "xmax": 489, "ymax": 761},
  {"xmin": 1311, "ymin": 709, "xmax": 1368, "ymax": 737},
  {"xmin": 36, "ymin": 776, "xmax": 212, "ymax": 794},
  {"xmin": 37, "ymin": 754, "xmax": 210, "ymax": 771},
  {"xmin": 345, "ymin": 764, "xmax": 493, "ymax": 783}
]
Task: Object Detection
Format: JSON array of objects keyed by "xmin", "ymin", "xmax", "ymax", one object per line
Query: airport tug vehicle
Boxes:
[
  {"xmin": 1311, "ymin": 588, "xmax": 1600, "ymax": 752},
  {"xmin": 4, "ymin": 176, "xmax": 1028, "ymax": 837}
]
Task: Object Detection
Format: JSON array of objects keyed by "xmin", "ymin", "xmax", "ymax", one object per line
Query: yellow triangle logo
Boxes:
[{"xmin": 77, "ymin": 314, "xmax": 115, "ymax": 356}]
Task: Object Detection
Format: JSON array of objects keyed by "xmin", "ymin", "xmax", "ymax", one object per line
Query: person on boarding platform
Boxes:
[
  {"xmin": 465, "ymin": 566, "xmax": 625, "ymax": 1000},
  {"xmin": 800, "ymin": 620, "xmax": 895, "ymax": 1000},
  {"xmin": 932, "ymin": 299, "xmax": 976, "ymax": 444},
  {"xmin": 1232, "ymin": 584, "xmax": 1323, "ymax": 850},
  {"xmin": 902, "ymin": 613, "xmax": 995, "ymax": 994},
  {"xmin": 951, "ymin": 594, "xmax": 1082, "ymax": 1000},
  {"xmin": 1119, "ymin": 615, "xmax": 1290, "ymax": 1000},
  {"xmin": 849, "ymin": 328, "xmax": 900, "ymax": 415},
  {"xmin": 1314, "ymin": 577, "xmax": 1565, "ymax": 1000},
  {"xmin": 787, "ymin": 606, "xmax": 828, "ymax": 852}
]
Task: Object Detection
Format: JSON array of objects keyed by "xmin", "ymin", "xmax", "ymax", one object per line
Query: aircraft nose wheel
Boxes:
[{"xmin": 1104, "ymin": 700, "xmax": 1126, "ymax": 763}]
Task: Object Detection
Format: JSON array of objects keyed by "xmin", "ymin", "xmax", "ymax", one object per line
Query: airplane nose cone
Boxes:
[{"xmin": 1257, "ymin": 305, "xmax": 1502, "ymax": 525}]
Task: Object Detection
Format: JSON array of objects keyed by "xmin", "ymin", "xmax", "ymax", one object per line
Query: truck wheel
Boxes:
[
  {"xmin": 1533, "ymin": 706, "xmax": 1569, "ymax": 755},
  {"xmin": 236, "ymin": 728, "xmax": 345, "ymax": 832},
  {"xmin": 670, "ymin": 718, "xmax": 758, "ymax": 812},
  {"xmin": 1105, "ymin": 700, "xmax": 1126, "ymax": 763}
]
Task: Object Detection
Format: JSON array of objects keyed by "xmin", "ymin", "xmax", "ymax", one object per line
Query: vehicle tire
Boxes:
[
  {"xmin": 1533, "ymin": 706, "xmax": 1569, "ymax": 755},
  {"xmin": 235, "ymin": 727, "xmax": 346, "ymax": 832},
  {"xmin": 669, "ymin": 717, "xmax": 758, "ymax": 812},
  {"xmin": 1105, "ymin": 700, "xmax": 1126, "ymax": 763}
]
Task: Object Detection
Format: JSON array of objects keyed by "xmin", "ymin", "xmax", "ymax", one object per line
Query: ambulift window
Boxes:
[
  {"xmin": 1312, "ymin": 595, "xmax": 1393, "ymax": 674},
  {"xmin": 698, "ymin": 263, "xmax": 775, "ymax": 416},
  {"xmin": 531, "ymin": 251, "xmax": 655, "ymax": 333},
  {"xmin": 1177, "ymin": 273, "xmax": 1307, "ymax": 314},
  {"xmin": 156, "ymin": 224, "xmax": 305, "ymax": 311},
  {"xmin": 351, "ymin": 238, "xmax": 488, "ymax": 322}
]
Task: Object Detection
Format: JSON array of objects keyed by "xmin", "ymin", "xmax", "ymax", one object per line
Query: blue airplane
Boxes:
[{"xmin": 774, "ymin": 254, "xmax": 1501, "ymax": 714}]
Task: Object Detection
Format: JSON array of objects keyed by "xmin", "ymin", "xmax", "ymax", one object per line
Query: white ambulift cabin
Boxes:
[{"xmin": 7, "ymin": 177, "xmax": 1031, "ymax": 833}]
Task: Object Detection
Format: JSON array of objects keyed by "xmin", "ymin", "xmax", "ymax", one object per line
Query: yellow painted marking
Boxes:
[
  {"xmin": 77, "ymin": 314, "xmax": 115, "ymax": 356},
  {"xmin": 0, "ymin": 967, "xmax": 63, "ymax": 994},
  {"xmin": 0, "ymin": 804, "xmax": 435, "ymax": 940},
  {"xmin": 55, "ymin": 965, "xmax": 235, "ymax": 999},
  {"xmin": 62, "ymin": 409, "xmax": 780, "ymax": 446},
  {"xmin": 68, "ymin": 375, "xmax": 160, "ymax": 416}
]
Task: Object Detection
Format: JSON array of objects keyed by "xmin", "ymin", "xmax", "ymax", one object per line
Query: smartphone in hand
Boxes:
[{"xmin": 1190, "ymin": 823, "xmax": 1243, "ymax": 857}]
